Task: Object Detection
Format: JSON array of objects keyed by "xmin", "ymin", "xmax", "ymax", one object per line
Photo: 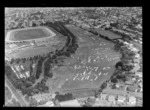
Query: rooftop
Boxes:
[{"xmin": 59, "ymin": 99, "xmax": 81, "ymax": 107}]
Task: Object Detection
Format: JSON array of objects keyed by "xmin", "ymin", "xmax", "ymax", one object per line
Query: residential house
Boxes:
[
  {"xmin": 127, "ymin": 96, "xmax": 136, "ymax": 106},
  {"xmin": 117, "ymin": 95, "xmax": 126, "ymax": 103},
  {"xmin": 100, "ymin": 93, "xmax": 108, "ymax": 100},
  {"xmin": 38, "ymin": 101, "xmax": 54, "ymax": 107},
  {"xmin": 126, "ymin": 85, "xmax": 137, "ymax": 93},
  {"xmin": 107, "ymin": 95, "xmax": 116, "ymax": 104},
  {"xmin": 59, "ymin": 99, "xmax": 81, "ymax": 107}
]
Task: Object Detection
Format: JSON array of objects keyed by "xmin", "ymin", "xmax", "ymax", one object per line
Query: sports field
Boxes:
[{"xmin": 5, "ymin": 27, "xmax": 56, "ymax": 42}]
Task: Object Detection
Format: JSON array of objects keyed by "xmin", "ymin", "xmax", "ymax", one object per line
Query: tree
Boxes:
[
  {"xmin": 115, "ymin": 61, "xmax": 123, "ymax": 69},
  {"xmin": 10, "ymin": 58, "xmax": 14, "ymax": 64},
  {"xmin": 29, "ymin": 97, "xmax": 38, "ymax": 107},
  {"xmin": 111, "ymin": 84, "xmax": 116, "ymax": 89},
  {"xmin": 55, "ymin": 91, "xmax": 60, "ymax": 95},
  {"xmin": 27, "ymin": 76, "xmax": 35, "ymax": 84},
  {"xmin": 114, "ymin": 44, "xmax": 121, "ymax": 52},
  {"xmin": 122, "ymin": 65, "xmax": 134, "ymax": 71},
  {"xmin": 100, "ymin": 82, "xmax": 107, "ymax": 90},
  {"xmin": 116, "ymin": 74, "xmax": 127, "ymax": 82},
  {"xmin": 111, "ymin": 78, "xmax": 118, "ymax": 83}
]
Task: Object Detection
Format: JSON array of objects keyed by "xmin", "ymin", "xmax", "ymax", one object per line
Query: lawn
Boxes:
[{"xmin": 8, "ymin": 45, "xmax": 56, "ymax": 59}]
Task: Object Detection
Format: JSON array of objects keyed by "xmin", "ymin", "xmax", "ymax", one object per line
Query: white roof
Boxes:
[
  {"xmin": 128, "ymin": 96, "xmax": 136, "ymax": 105},
  {"xmin": 108, "ymin": 95, "xmax": 116, "ymax": 102},
  {"xmin": 38, "ymin": 101, "xmax": 54, "ymax": 107},
  {"xmin": 60, "ymin": 99, "xmax": 81, "ymax": 107},
  {"xmin": 117, "ymin": 95, "xmax": 126, "ymax": 103}
]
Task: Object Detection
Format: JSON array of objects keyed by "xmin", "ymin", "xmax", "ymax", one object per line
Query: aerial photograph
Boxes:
[{"xmin": 5, "ymin": 7, "xmax": 142, "ymax": 107}]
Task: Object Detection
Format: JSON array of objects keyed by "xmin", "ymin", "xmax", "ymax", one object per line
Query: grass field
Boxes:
[
  {"xmin": 10, "ymin": 27, "xmax": 51, "ymax": 41},
  {"xmin": 7, "ymin": 45, "xmax": 57, "ymax": 59}
]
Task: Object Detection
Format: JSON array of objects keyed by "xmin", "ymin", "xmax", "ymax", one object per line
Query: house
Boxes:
[
  {"xmin": 9, "ymin": 44, "xmax": 17, "ymax": 48},
  {"xmin": 20, "ymin": 65, "xmax": 24, "ymax": 70},
  {"xmin": 107, "ymin": 95, "xmax": 116, "ymax": 104},
  {"xmin": 25, "ymin": 71, "xmax": 30, "ymax": 77},
  {"xmin": 127, "ymin": 96, "xmax": 136, "ymax": 105},
  {"xmin": 59, "ymin": 99, "xmax": 81, "ymax": 107},
  {"xmin": 135, "ymin": 72, "xmax": 142, "ymax": 78},
  {"xmin": 38, "ymin": 101, "xmax": 54, "ymax": 107},
  {"xmin": 126, "ymin": 85, "xmax": 137, "ymax": 92},
  {"xmin": 100, "ymin": 94, "xmax": 108, "ymax": 100},
  {"xmin": 125, "ymin": 81, "xmax": 133, "ymax": 85},
  {"xmin": 15, "ymin": 65, "xmax": 21, "ymax": 72},
  {"xmin": 117, "ymin": 95, "xmax": 126, "ymax": 103}
]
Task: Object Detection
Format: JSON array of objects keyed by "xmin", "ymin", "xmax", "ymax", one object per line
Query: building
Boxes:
[
  {"xmin": 107, "ymin": 95, "xmax": 116, "ymax": 104},
  {"xmin": 9, "ymin": 44, "xmax": 17, "ymax": 48},
  {"xmin": 59, "ymin": 99, "xmax": 81, "ymax": 107},
  {"xmin": 38, "ymin": 101, "xmax": 54, "ymax": 107},
  {"xmin": 127, "ymin": 96, "xmax": 136, "ymax": 106},
  {"xmin": 126, "ymin": 85, "xmax": 137, "ymax": 93},
  {"xmin": 20, "ymin": 65, "xmax": 24, "ymax": 70},
  {"xmin": 25, "ymin": 71, "xmax": 30, "ymax": 77},
  {"xmin": 117, "ymin": 95, "xmax": 126, "ymax": 103},
  {"xmin": 100, "ymin": 94, "xmax": 108, "ymax": 100},
  {"xmin": 15, "ymin": 65, "xmax": 21, "ymax": 72},
  {"xmin": 135, "ymin": 72, "xmax": 142, "ymax": 78}
]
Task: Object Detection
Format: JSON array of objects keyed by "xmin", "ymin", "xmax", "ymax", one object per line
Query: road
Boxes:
[{"xmin": 5, "ymin": 76, "xmax": 28, "ymax": 106}]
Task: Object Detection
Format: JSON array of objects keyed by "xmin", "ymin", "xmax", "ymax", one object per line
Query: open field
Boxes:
[
  {"xmin": 5, "ymin": 27, "xmax": 56, "ymax": 42},
  {"xmin": 6, "ymin": 40, "xmax": 65, "ymax": 59},
  {"xmin": 11, "ymin": 28, "xmax": 50, "ymax": 41},
  {"xmin": 9, "ymin": 46, "xmax": 55, "ymax": 58},
  {"xmin": 5, "ymin": 42, "xmax": 31, "ymax": 51},
  {"xmin": 44, "ymin": 26, "xmax": 121, "ymax": 95}
]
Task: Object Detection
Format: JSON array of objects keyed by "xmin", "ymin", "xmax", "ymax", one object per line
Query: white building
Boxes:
[
  {"xmin": 38, "ymin": 101, "xmax": 54, "ymax": 107},
  {"xmin": 25, "ymin": 71, "xmax": 30, "ymax": 77},
  {"xmin": 15, "ymin": 65, "xmax": 21, "ymax": 72},
  {"xmin": 9, "ymin": 44, "xmax": 17, "ymax": 48},
  {"xmin": 59, "ymin": 99, "xmax": 81, "ymax": 107},
  {"xmin": 107, "ymin": 95, "xmax": 116, "ymax": 104},
  {"xmin": 20, "ymin": 65, "xmax": 24, "ymax": 70},
  {"xmin": 100, "ymin": 94, "xmax": 108, "ymax": 100},
  {"xmin": 127, "ymin": 96, "xmax": 136, "ymax": 105},
  {"xmin": 117, "ymin": 95, "xmax": 126, "ymax": 103},
  {"xmin": 20, "ymin": 73, "xmax": 26, "ymax": 79}
]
